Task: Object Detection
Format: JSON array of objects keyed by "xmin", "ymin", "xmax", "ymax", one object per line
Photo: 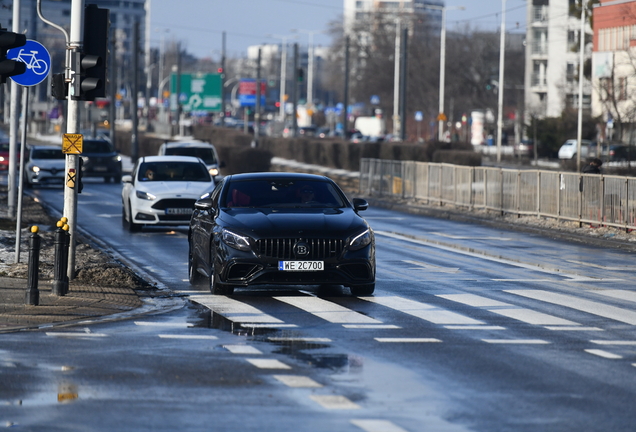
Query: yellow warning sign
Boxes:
[
  {"xmin": 63, "ymin": 134, "xmax": 83, "ymax": 154},
  {"xmin": 67, "ymin": 168, "xmax": 77, "ymax": 188},
  {"xmin": 436, "ymin": 113, "xmax": 447, "ymax": 122}
]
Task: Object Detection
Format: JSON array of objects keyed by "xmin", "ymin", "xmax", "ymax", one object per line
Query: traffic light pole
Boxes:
[
  {"xmin": 63, "ymin": 0, "xmax": 84, "ymax": 280},
  {"xmin": 7, "ymin": 0, "xmax": 22, "ymax": 219}
]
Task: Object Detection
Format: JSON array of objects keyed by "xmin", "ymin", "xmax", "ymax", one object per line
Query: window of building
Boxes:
[
  {"xmin": 566, "ymin": 63, "xmax": 575, "ymax": 83},
  {"xmin": 618, "ymin": 77, "xmax": 627, "ymax": 101}
]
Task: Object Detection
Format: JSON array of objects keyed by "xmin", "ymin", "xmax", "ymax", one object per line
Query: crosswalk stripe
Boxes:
[
  {"xmin": 585, "ymin": 349, "xmax": 622, "ymax": 359},
  {"xmin": 594, "ymin": 290, "xmax": 636, "ymax": 304},
  {"xmin": 361, "ymin": 296, "xmax": 482, "ymax": 325},
  {"xmin": 246, "ymin": 359, "xmax": 291, "ymax": 369},
  {"xmin": 158, "ymin": 335, "xmax": 218, "ymax": 340},
  {"xmin": 190, "ymin": 295, "xmax": 284, "ymax": 324},
  {"xmin": 375, "ymin": 338, "xmax": 441, "ymax": 343},
  {"xmin": 590, "ymin": 340, "xmax": 636, "ymax": 346},
  {"xmin": 268, "ymin": 337, "xmax": 331, "ymax": 343},
  {"xmin": 274, "ymin": 296, "xmax": 382, "ymax": 324},
  {"xmin": 483, "ymin": 339, "xmax": 550, "ymax": 344},
  {"xmin": 273, "ymin": 375, "xmax": 322, "ymax": 388},
  {"xmin": 507, "ymin": 290, "xmax": 636, "ymax": 325},
  {"xmin": 309, "ymin": 395, "xmax": 360, "ymax": 409},
  {"xmin": 351, "ymin": 419, "xmax": 409, "ymax": 432},
  {"xmin": 134, "ymin": 321, "xmax": 192, "ymax": 327},
  {"xmin": 224, "ymin": 345, "xmax": 263, "ymax": 354},
  {"xmin": 439, "ymin": 293, "xmax": 580, "ymax": 326}
]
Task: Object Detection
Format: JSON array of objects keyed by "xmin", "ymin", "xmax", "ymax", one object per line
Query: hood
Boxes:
[
  {"xmin": 141, "ymin": 181, "xmax": 214, "ymax": 198},
  {"xmin": 222, "ymin": 208, "xmax": 368, "ymax": 238}
]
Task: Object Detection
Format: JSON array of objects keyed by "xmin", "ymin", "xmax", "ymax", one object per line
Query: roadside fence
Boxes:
[{"xmin": 360, "ymin": 158, "xmax": 636, "ymax": 231}]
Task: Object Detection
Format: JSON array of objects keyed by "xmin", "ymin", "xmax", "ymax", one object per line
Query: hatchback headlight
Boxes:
[
  {"xmin": 348, "ymin": 229, "xmax": 372, "ymax": 250},
  {"xmin": 136, "ymin": 190, "xmax": 156, "ymax": 201},
  {"xmin": 209, "ymin": 167, "xmax": 219, "ymax": 176},
  {"xmin": 31, "ymin": 165, "xmax": 41, "ymax": 173},
  {"xmin": 221, "ymin": 229, "xmax": 251, "ymax": 251}
]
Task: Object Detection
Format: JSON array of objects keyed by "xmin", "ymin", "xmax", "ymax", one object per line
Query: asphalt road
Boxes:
[{"xmin": 1, "ymin": 179, "xmax": 636, "ymax": 431}]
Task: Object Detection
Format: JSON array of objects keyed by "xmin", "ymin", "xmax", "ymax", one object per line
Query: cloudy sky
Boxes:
[{"xmin": 150, "ymin": 0, "xmax": 528, "ymax": 59}]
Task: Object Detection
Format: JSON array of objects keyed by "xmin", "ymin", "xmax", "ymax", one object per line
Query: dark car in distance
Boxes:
[
  {"xmin": 188, "ymin": 172, "xmax": 375, "ymax": 296},
  {"xmin": 80, "ymin": 139, "xmax": 122, "ymax": 183}
]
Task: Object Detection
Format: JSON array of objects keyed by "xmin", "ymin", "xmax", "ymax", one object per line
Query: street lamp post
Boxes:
[
  {"xmin": 496, "ymin": 0, "xmax": 507, "ymax": 163},
  {"xmin": 267, "ymin": 34, "xmax": 296, "ymax": 121},
  {"xmin": 296, "ymin": 29, "xmax": 319, "ymax": 106}
]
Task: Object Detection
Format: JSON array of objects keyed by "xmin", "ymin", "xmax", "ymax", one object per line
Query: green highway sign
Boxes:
[{"xmin": 170, "ymin": 73, "xmax": 222, "ymax": 112}]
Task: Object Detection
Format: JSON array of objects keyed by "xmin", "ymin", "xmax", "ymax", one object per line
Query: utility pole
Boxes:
[
  {"xmin": 131, "ymin": 20, "xmax": 139, "ymax": 159},
  {"xmin": 220, "ymin": 31, "xmax": 226, "ymax": 126},
  {"xmin": 393, "ymin": 20, "xmax": 401, "ymax": 140},
  {"xmin": 7, "ymin": 0, "xmax": 22, "ymax": 219},
  {"xmin": 343, "ymin": 35, "xmax": 349, "ymax": 134},
  {"xmin": 254, "ymin": 47, "xmax": 261, "ymax": 147},
  {"xmin": 292, "ymin": 43, "xmax": 298, "ymax": 137},
  {"xmin": 496, "ymin": 0, "xmax": 507, "ymax": 163},
  {"xmin": 64, "ymin": 0, "xmax": 83, "ymax": 279},
  {"xmin": 399, "ymin": 27, "xmax": 408, "ymax": 142}
]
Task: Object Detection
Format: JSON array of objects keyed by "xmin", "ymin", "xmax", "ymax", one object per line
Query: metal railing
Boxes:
[{"xmin": 360, "ymin": 159, "xmax": 636, "ymax": 231}]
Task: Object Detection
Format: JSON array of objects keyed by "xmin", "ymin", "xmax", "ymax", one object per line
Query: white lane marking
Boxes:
[
  {"xmin": 439, "ymin": 293, "xmax": 579, "ymax": 326},
  {"xmin": 444, "ymin": 325, "xmax": 506, "ymax": 330},
  {"xmin": 343, "ymin": 324, "xmax": 401, "ymax": 329},
  {"xmin": 274, "ymin": 296, "xmax": 382, "ymax": 324},
  {"xmin": 590, "ymin": 340, "xmax": 636, "ymax": 346},
  {"xmin": 402, "ymin": 260, "xmax": 459, "ymax": 273},
  {"xmin": 240, "ymin": 323, "xmax": 298, "ymax": 328},
  {"xmin": 190, "ymin": 295, "xmax": 284, "ymax": 324},
  {"xmin": 594, "ymin": 290, "xmax": 636, "ymax": 303},
  {"xmin": 361, "ymin": 296, "xmax": 482, "ymax": 325},
  {"xmin": 507, "ymin": 290, "xmax": 636, "ymax": 325},
  {"xmin": 273, "ymin": 375, "xmax": 323, "ymax": 388},
  {"xmin": 566, "ymin": 260, "xmax": 636, "ymax": 271},
  {"xmin": 134, "ymin": 321, "xmax": 192, "ymax": 327},
  {"xmin": 545, "ymin": 326, "xmax": 603, "ymax": 331},
  {"xmin": 483, "ymin": 339, "xmax": 550, "ymax": 344},
  {"xmin": 432, "ymin": 232, "xmax": 512, "ymax": 241},
  {"xmin": 585, "ymin": 349, "xmax": 622, "ymax": 359},
  {"xmin": 309, "ymin": 395, "xmax": 360, "ymax": 410},
  {"xmin": 224, "ymin": 345, "xmax": 263, "ymax": 354},
  {"xmin": 246, "ymin": 359, "xmax": 291, "ymax": 369},
  {"xmin": 375, "ymin": 231, "xmax": 603, "ymax": 281},
  {"xmin": 95, "ymin": 213, "xmax": 121, "ymax": 218},
  {"xmin": 351, "ymin": 419, "xmax": 409, "ymax": 432},
  {"xmin": 268, "ymin": 337, "xmax": 331, "ymax": 343},
  {"xmin": 158, "ymin": 335, "xmax": 218, "ymax": 340},
  {"xmin": 46, "ymin": 332, "xmax": 107, "ymax": 338},
  {"xmin": 375, "ymin": 338, "xmax": 442, "ymax": 343}
]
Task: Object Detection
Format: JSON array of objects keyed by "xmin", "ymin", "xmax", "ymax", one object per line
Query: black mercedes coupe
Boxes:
[{"xmin": 188, "ymin": 172, "xmax": 375, "ymax": 295}]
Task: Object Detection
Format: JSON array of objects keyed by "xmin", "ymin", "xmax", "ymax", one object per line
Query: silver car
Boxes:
[{"xmin": 24, "ymin": 145, "xmax": 66, "ymax": 188}]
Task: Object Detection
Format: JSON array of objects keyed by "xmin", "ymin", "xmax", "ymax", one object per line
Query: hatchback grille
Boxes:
[
  {"xmin": 152, "ymin": 198, "xmax": 196, "ymax": 210},
  {"xmin": 256, "ymin": 238, "xmax": 344, "ymax": 260}
]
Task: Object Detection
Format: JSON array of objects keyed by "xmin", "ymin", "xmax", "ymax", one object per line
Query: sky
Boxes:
[{"xmin": 149, "ymin": 0, "xmax": 528, "ymax": 60}]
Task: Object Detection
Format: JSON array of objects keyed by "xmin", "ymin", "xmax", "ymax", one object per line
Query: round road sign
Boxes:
[{"xmin": 7, "ymin": 39, "xmax": 51, "ymax": 87}]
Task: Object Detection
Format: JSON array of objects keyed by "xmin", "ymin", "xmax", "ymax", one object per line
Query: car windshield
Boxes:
[
  {"xmin": 83, "ymin": 140, "xmax": 114, "ymax": 153},
  {"xmin": 32, "ymin": 149, "xmax": 64, "ymax": 159},
  {"xmin": 223, "ymin": 179, "xmax": 346, "ymax": 208},
  {"xmin": 138, "ymin": 161, "xmax": 211, "ymax": 182},
  {"xmin": 164, "ymin": 147, "xmax": 217, "ymax": 165}
]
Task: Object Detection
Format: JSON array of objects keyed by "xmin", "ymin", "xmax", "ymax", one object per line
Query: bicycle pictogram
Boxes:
[{"xmin": 12, "ymin": 49, "xmax": 49, "ymax": 76}]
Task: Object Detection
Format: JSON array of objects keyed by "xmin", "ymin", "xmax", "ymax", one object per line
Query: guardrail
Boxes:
[{"xmin": 360, "ymin": 158, "xmax": 636, "ymax": 231}]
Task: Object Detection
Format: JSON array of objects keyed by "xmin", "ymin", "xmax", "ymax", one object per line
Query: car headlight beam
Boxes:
[
  {"xmin": 348, "ymin": 229, "xmax": 371, "ymax": 251},
  {"xmin": 136, "ymin": 190, "xmax": 157, "ymax": 201},
  {"xmin": 221, "ymin": 229, "xmax": 251, "ymax": 251}
]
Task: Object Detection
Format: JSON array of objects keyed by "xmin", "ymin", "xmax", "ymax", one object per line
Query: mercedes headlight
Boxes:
[
  {"xmin": 221, "ymin": 229, "xmax": 251, "ymax": 251},
  {"xmin": 348, "ymin": 229, "xmax": 372, "ymax": 251}
]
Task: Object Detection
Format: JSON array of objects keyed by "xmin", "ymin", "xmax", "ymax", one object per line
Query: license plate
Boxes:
[
  {"xmin": 278, "ymin": 261, "xmax": 324, "ymax": 271},
  {"xmin": 166, "ymin": 208, "xmax": 193, "ymax": 215},
  {"xmin": 93, "ymin": 166, "xmax": 107, "ymax": 172}
]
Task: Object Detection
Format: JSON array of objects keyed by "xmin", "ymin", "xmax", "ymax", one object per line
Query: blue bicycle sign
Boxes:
[{"xmin": 7, "ymin": 39, "xmax": 51, "ymax": 87}]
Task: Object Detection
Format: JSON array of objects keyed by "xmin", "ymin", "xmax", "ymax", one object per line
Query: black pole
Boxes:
[
  {"xmin": 292, "ymin": 43, "xmax": 299, "ymax": 137},
  {"xmin": 220, "ymin": 31, "xmax": 226, "ymax": 127},
  {"xmin": 25, "ymin": 227, "xmax": 41, "ymax": 306},
  {"xmin": 52, "ymin": 221, "xmax": 70, "ymax": 296},
  {"xmin": 343, "ymin": 35, "xmax": 350, "ymax": 136},
  {"xmin": 254, "ymin": 47, "xmax": 261, "ymax": 147},
  {"xmin": 131, "ymin": 20, "xmax": 140, "ymax": 161},
  {"xmin": 399, "ymin": 27, "xmax": 408, "ymax": 142}
]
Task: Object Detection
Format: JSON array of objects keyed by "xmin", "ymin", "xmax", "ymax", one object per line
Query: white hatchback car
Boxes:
[
  {"xmin": 121, "ymin": 155, "xmax": 215, "ymax": 232},
  {"xmin": 24, "ymin": 145, "xmax": 66, "ymax": 188},
  {"xmin": 157, "ymin": 140, "xmax": 224, "ymax": 179},
  {"xmin": 558, "ymin": 139, "xmax": 593, "ymax": 160}
]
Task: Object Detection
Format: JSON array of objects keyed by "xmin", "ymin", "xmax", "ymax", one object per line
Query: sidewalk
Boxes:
[{"xmin": 0, "ymin": 276, "xmax": 143, "ymax": 332}]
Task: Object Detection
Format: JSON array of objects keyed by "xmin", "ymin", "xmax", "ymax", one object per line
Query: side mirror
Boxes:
[
  {"xmin": 352, "ymin": 198, "xmax": 368, "ymax": 212},
  {"xmin": 122, "ymin": 175, "xmax": 132, "ymax": 183},
  {"xmin": 194, "ymin": 197, "xmax": 214, "ymax": 212}
]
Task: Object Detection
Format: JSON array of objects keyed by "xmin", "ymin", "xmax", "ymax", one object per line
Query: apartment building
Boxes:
[{"xmin": 524, "ymin": 0, "xmax": 593, "ymax": 120}]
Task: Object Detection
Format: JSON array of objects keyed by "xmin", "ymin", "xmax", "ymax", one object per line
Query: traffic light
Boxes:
[
  {"xmin": 51, "ymin": 73, "xmax": 68, "ymax": 100},
  {"xmin": 73, "ymin": 5, "xmax": 109, "ymax": 100},
  {"xmin": 0, "ymin": 27, "xmax": 26, "ymax": 84},
  {"xmin": 297, "ymin": 68, "xmax": 304, "ymax": 83},
  {"xmin": 77, "ymin": 157, "xmax": 84, "ymax": 194}
]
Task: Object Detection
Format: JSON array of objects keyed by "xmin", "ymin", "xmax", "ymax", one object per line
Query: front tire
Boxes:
[
  {"xmin": 122, "ymin": 202, "xmax": 141, "ymax": 232},
  {"xmin": 188, "ymin": 248, "xmax": 205, "ymax": 285},
  {"xmin": 211, "ymin": 269, "xmax": 234, "ymax": 295}
]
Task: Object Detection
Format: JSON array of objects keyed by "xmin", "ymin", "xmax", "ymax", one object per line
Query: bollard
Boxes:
[
  {"xmin": 61, "ymin": 223, "xmax": 70, "ymax": 295},
  {"xmin": 25, "ymin": 226, "xmax": 41, "ymax": 306},
  {"xmin": 52, "ymin": 220, "xmax": 69, "ymax": 296}
]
